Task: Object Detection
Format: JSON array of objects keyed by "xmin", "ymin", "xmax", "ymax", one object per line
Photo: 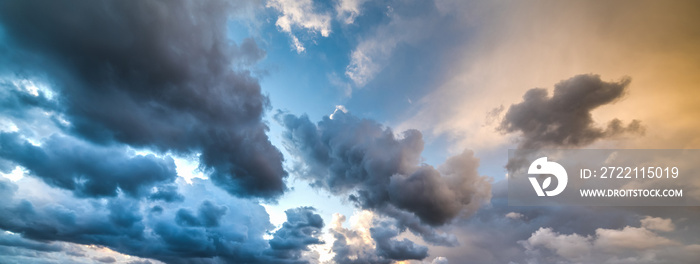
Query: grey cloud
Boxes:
[
  {"xmin": 266, "ymin": 207, "xmax": 325, "ymax": 262},
  {"xmin": 379, "ymin": 206, "xmax": 458, "ymax": 246},
  {"xmin": 0, "ymin": 232, "xmax": 63, "ymax": 253},
  {"xmin": 519, "ymin": 220, "xmax": 690, "ymax": 264},
  {"xmin": 0, "ymin": 82, "xmax": 59, "ymax": 119},
  {"xmin": 148, "ymin": 184, "xmax": 185, "ymax": 203},
  {"xmin": 0, "ymin": 176, "xmax": 327, "ymax": 264},
  {"xmin": 174, "ymin": 208, "xmax": 201, "ymax": 227},
  {"xmin": 279, "ymin": 111, "xmax": 490, "ymax": 229},
  {"xmin": 174, "ymin": 200, "xmax": 228, "ymax": 228},
  {"xmin": 0, "ymin": 132, "xmax": 177, "ymax": 198},
  {"xmin": 127, "ymin": 261, "xmax": 153, "ymax": 264},
  {"xmin": 279, "ymin": 110, "xmax": 491, "ymax": 260},
  {"xmin": 0, "ymin": 0, "xmax": 287, "ymax": 199},
  {"xmin": 198, "ymin": 200, "xmax": 228, "ymax": 228},
  {"xmin": 371, "ymin": 222, "xmax": 429, "ymax": 261},
  {"xmin": 426, "ymin": 180, "xmax": 700, "ymax": 264},
  {"xmin": 94, "ymin": 256, "xmax": 116, "ymax": 263},
  {"xmin": 329, "ymin": 214, "xmax": 429, "ymax": 263},
  {"xmin": 499, "ymin": 74, "xmax": 643, "ymax": 149}
]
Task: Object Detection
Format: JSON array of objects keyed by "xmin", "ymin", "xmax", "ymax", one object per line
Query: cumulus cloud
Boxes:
[
  {"xmin": 371, "ymin": 221, "xmax": 429, "ymax": 261},
  {"xmin": 521, "ymin": 217, "xmax": 682, "ymax": 264},
  {"xmin": 267, "ymin": 207, "xmax": 325, "ymax": 261},
  {"xmin": 640, "ymin": 216, "xmax": 675, "ymax": 232},
  {"xmin": 500, "ymin": 74, "xmax": 646, "ymax": 172},
  {"xmin": 0, "ymin": 0, "xmax": 287, "ymax": 199},
  {"xmin": 500, "ymin": 74, "xmax": 644, "ymax": 149},
  {"xmin": 329, "ymin": 211, "xmax": 429, "ymax": 263},
  {"xmin": 0, "ymin": 175, "xmax": 324, "ymax": 263},
  {"xmin": 279, "ymin": 111, "xmax": 491, "ymax": 228},
  {"xmin": 430, "ymin": 256, "xmax": 449, "ymax": 264},
  {"xmin": 279, "ymin": 110, "xmax": 490, "ymax": 254}
]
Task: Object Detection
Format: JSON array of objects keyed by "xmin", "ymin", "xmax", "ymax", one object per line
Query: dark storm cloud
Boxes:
[
  {"xmin": 0, "ymin": 231, "xmax": 62, "ymax": 253},
  {"xmin": 0, "ymin": 188, "xmax": 148, "ymax": 247},
  {"xmin": 0, "ymin": 82, "xmax": 58, "ymax": 119},
  {"xmin": 174, "ymin": 200, "xmax": 228, "ymax": 228},
  {"xmin": 266, "ymin": 207, "xmax": 324, "ymax": 261},
  {"xmin": 499, "ymin": 74, "xmax": 644, "ymax": 149},
  {"xmin": 0, "ymin": 177, "xmax": 325, "ymax": 264},
  {"xmin": 279, "ymin": 111, "xmax": 490, "ymax": 227},
  {"xmin": 0, "ymin": 132, "xmax": 177, "ymax": 198},
  {"xmin": 371, "ymin": 222, "xmax": 429, "ymax": 261},
  {"xmin": 0, "ymin": 0, "xmax": 287, "ymax": 199}
]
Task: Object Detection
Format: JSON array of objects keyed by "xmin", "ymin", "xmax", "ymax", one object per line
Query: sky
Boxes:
[{"xmin": 0, "ymin": 0, "xmax": 699, "ymax": 263}]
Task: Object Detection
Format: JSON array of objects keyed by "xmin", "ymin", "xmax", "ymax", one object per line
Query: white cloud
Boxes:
[
  {"xmin": 430, "ymin": 256, "xmax": 449, "ymax": 264},
  {"xmin": 344, "ymin": 12, "xmax": 431, "ymax": 87},
  {"xmin": 329, "ymin": 105, "xmax": 348, "ymax": 119},
  {"xmin": 267, "ymin": 0, "xmax": 331, "ymax": 53},
  {"xmin": 523, "ymin": 227, "xmax": 592, "ymax": 261},
  {"xmin": 346, "ymin": 42, "xmax": 386, "ymax": 86},
  {"xmin": 521, "ymin": 217, "xmax": 681, "ymax": 263},
  {"xmin": 594, "ymin": 226, "xmax": 676, "ymax": 251},
  {"xmin": 336, "ymin": 0, "xmax": 367, "ymax": 24},
  {"xmin": 640, "ymin": 216, "xmax": 675, "ymax": 232},
  {"xmin": 0, "ymin": 166, "xmax": 26, "ymax": 182},
  {"xmin": 505, "ymin": 212, "xmax": 524, "ymax": 220}
]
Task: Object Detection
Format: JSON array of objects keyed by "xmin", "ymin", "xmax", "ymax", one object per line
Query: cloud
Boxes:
[
  {"xmin": 521, "ymin": 217, "xmax": 681, "ymax": 263},
  {"xmin": 94, "ymin": 256, "xmax": 116, "ymax": 263},
  {"xmin": 640, "ymin": 216, "xmax": 675, "ymax": 232},
  {"xmin": 430, "ymin": 256, "xmax": 449, "ymax": 264},
  {"xmin": 279, "ymin": 111, "xmax": 491, "ymax": 228},
  {"xmin": 522, "ymin": 227, "xmax": 592, "ymax": 261},
  {"xmin": 336, "ymin": 0, "xmax": 367, "ymax": 24},
  {"xmin": 392, "ymin": 1, "xmax": 700, "ymax": 154},
  {"xmin": 505, "ymin": 212, "xmax": 524, "ymax": 220},
  {"xmin": 0, "ymin": 175, "xmax": 326, "ymax": 263},
  {"xmin": 329, "ymin": 211, "xmax": 429, "ymax": 263},
  {"xmin": 344, "ymin": 1, "xmax": 449, "ymax": 88},
  {"xmin": 266, "ymin": 207, "xmax": 325, "ymax": 261},
  {"xmin": 499, "ymin": 74, "xmax": 643, "ymax": 149},
  {"xmin": 267, "ymin": 0, "xmax": 332, "ymax": 53},
  {"xmin": 499, "ymin": 74, "xmax": 646, "ymax": 172},
  {"xmin": 0, "ymin": 132, "xmax": 178, "ymax": 198},
  {"xmin": 371, "ymin": 221, "xmax": 429, "ymax": 261},
  {"xmin": 0, "ymin": 231, "xmax": 63, "ymax": 253},
  {"xmin": 424, "ymin": 180, "xmax": 700, "ymax": 264},
  {"xmin": 278, "ymin": 111, "xmax": 490, "ymax": 254},
  {"xmin": 0, "ymin": 0, "xmax": 287, "ymax": 199},
  {"xmin": 0, "ymin": 231, "xmax": 161, "ymax": 264},
  {"xmin": 172, "ymin": 200, "xmax": 228, "ymax": 228}
]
